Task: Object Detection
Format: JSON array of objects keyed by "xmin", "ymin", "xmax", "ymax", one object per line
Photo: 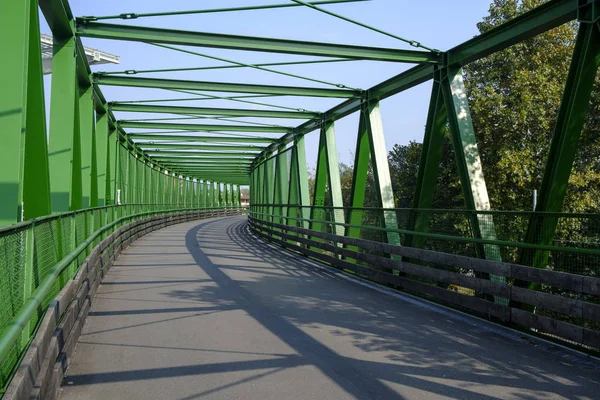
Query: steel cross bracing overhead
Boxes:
[{"xmin": 1, "ymin": 0, "xmax": 599, "ymax": 271}]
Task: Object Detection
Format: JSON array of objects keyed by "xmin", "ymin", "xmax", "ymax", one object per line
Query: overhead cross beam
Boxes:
[
  {"xmin": 95, "ymin": 75, "xmax": 360, "ymax": 98},
  {"xmin": 110, "ymin": 103, "xmax": 319, "ymax": 119},
  {"xmin": 136, "ymin": 143, "xmax": 266, "ymax": 151},
  {"xmin": 127, "ymin": 134, "xmax": 276, "ymax": 143},
  {"xmin": 76, "ymin": 21, "xmax": 441, "ymax": 63},
  {"xmin": 119, "ymin": 121, "xmax": 292, "ymax": 133}
]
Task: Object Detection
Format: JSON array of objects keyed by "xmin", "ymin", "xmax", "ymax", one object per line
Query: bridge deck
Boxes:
[{"xmin": 59, "ymin": 216, "xmax": 599, "ymax": 400}]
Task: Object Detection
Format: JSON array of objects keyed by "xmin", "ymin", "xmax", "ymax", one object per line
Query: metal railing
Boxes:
[
  {"xmin": 249, "ymin": 204, "xmax": 600, "ymax": 352},
  {"xmin": 0, "ymin": 205, "xmax": 242, "ymax": 392}
]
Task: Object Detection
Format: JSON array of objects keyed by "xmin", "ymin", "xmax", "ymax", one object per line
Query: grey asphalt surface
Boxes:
[{"xmin": 59, "ymin": 216, "xmax": 600, "ymax": 400}]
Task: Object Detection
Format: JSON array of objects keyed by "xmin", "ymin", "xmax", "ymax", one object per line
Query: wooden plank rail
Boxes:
[{"xmin": 248, "ymin": 216, "xmax": 600, "ymax": 350}]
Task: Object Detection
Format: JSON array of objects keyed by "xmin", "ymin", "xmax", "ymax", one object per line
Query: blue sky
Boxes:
[{"xmin": 41, "ymin": 0, "xmax": 492, "ymax": 170}]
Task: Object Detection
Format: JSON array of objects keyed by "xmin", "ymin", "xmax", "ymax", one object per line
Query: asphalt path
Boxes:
[{"xmin": 59, "ymin": 216, "xmax": 600, "ymax": 399}]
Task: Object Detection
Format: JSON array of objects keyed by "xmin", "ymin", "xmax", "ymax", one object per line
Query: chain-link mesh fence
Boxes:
[{"xmin": 0, "ymin": 205, "xmax": 242, "ymax": 392}]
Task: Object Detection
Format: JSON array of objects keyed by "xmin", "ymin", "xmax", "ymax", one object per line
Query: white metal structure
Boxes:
[{"xmin": 41, "ymin": 33, "xmax": 119, "ymax": 74}]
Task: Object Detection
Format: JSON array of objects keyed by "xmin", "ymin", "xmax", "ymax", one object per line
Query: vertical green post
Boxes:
[
  {"xmin": 48, "ymin": 20, "xmax": 82, "ymax": 212},
  {"xmin": 311, "ymin": 121, "xmax": 344, "ymax": 236},
  {"xmin": 287, "ymin": 136, "xmax": 310, "ymax": 229},
  {"xmin": 273, "ymin": 145, "xmax": 289, "ymax": 225},
  {"xmin": 406, "ymin": 72, "xmax": 448, "ymax": 250},
  {"xmin": 441, "ymin": 66, "xmax": 501, "ymax": 262},
  {"xmin": 0, "ymin": 0, "xmax": 51, "ymax": 225},
  {"xmin": 365, "ymin": 101, "xmax": 400, "ymax": 246},
  {"xmin": 441, "ymin": 65, "xmax": 506, "ymax": 303},
  {"xmin": 346, "ymin": 107, "xmax": 369, "ymax": 241},
  {"xmin": 521, "ymin": 16, "xmax": 600, "ymax": 270},
  {"xmin": 79, "ymin": 84, "xmax": 96, "ymax": 208},
  {"xmin": 264, "ymin": 155, "xmax": 275, "ymax": 220},
  {"xmin": 96, "ymin": 106, "xmax": 109, "ymax": 206}
]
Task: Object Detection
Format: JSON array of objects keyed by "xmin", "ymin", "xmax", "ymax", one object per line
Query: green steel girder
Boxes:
[
  {"xmin": 79, "ymin": 84, "xmax": 96, "ymax": 208},
  {"xmin": 39, "ymin": 0, "xmax": 73, "ymax": 40},
  {"xmin": 127, "ymin": 135, "xmax": 276, "ymax": 144},
  {"xmin": 48, "ymin": 28, "xmax": 82, "ymax": 211},
  {"xmin": 254, "ymin": 1, "xmax": 584, "ymax": 162},
  {"xmin": 76, "ymin": 21, "xmax": 441, "ymax": 63},
  {"xmin": 1, "ymin": 0, "xmax": 51, "ymax": 226},
  {"xmin": 521, "ymin": 17, "xmax": 600, "ymax": 269},
  {"xmin": 158, "ymin": 158, "xmax": 253, "ymax": 164},
  {"xmin": 110, "ymin": 103, "xmax": 319, "ymax": 119},
  {"xmin": 344, "ymin": 101, "xmax": 400, "ymax": 248},
  {"xmin": 363, "ymin": 101, "xmax": 400, "ymax": 246},
  {"xmin": 147, "ymin": 151, "xmax": 258, "ymax": 157},
  {"xmin": 95, "ymin": 75, "xmax": 360, "ymax": 99},
  {"xmin": 256, "ymin": 64, "xmax": 435, "ymax": 161},
  {"xmin": 345, "ymin": 105, "xmax": 370, "ymax": 242},
  {"xmin": 440, "ymin": 65, "xmax": 507, "ymax": 305},
  {"xmin": 96, "ymin": 107, "xmax": 110, "ymax": 206},
  {"xmin": 311, "ymin": 121, "xmax": 344, "ymax": 236},
  {"xmin": 286, "ymin": 136, "xmax": 310, "ymax": 229},
  {"xmin": 151, "ymin": 156, "xmax": 255, "ymax": 162},
  {"xmin": 273, "ymin": 145, "xmax": 290, "ymax": 225},
  {"xmin": 447, "ymin": 0, "xmax": 578, "ymax": 66},
  {"xmin": 119, "ymin": 120, "xmax": 292, "ymax": 133},
  {"xmin": 405, "ymin": 72, "xmax": 447, "ymax": 250},
  {"xmin": 137, "ymin": 144, "xmax": 264, "ymax": 152}
]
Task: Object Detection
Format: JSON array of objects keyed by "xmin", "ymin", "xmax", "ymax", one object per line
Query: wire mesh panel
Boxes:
[
  {"xmin": 0, "ymin": 227, "xmax": 27, "ymax": 387},
  {"xmin": 0, "ymin": 205, "xmax": 243, "ymax": 391}
]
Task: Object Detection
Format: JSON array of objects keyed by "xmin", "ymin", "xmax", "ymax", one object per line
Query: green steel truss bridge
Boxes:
[{"xmin": 1, "ymin": 0, "xmax": 600, "ymax": 398}]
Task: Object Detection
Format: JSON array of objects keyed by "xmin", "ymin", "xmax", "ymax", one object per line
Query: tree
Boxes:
[{"xmin": 464, "ymin": 0, "xmax": 600, "ymax": 213}]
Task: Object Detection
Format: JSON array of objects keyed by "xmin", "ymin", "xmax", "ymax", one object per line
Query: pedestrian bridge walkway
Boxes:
[{"xmin": 57, "ymin": 216, "xmax": 599, "ymax": 400}]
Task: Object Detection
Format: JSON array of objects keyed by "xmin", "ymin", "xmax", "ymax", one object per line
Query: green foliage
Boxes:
[{"xmin": 465, "ymin": 0, "xmax": 600, "ymax": 213}]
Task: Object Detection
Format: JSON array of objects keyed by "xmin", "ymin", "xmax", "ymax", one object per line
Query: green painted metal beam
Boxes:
[
  {"xmin": 406, "ymin": 73, "xmax": 448, "ymax": 249},
  {"xmin": 82, "ymin": 1, "xmax": 370, "ymax": 21},
  {"xmin": 1, "ymin": 0, "xmax": 51, "ymax": 226},
  {"xmin": 311, "ymin": 121, "xmax": 344, "ymax": 236},
  {"xmin": 151, "ymin": 156, "xmax": 255, "ymax": 162},
  {"xmin": 447, "ymin": 0, "xmax": 578, "ymax": 66},
  {"xmin": 273, "ymin": 145, "xmax": 289, "ymax": 226},
  {"xmin": 440, "ymin": 65, "xmax": 507, "ymax": 304},
  {"xmin": 364, "ymin": 101, "xmax": 400, "ymax": 246},
  {"xmin": 39, "ymin": 0, "xmax": 73, "ymax": 40},
  {"xmin": 147, "ymin": 151, "xmax": 258, "ymax": 158},
  {"xmin": 521, "ymin": 16, "xmax": 600, "ymax": 269},
  {"xmin": 76, "ymin": 21, "xmax": 441, "ymax": 63},
  {"xmin": 96, "ymin": 75, "xmax": 359, "ymax": 99},
  {"xmin": 119, "ymin": 120, "xmax": 291, "ymax": 133},
  {"xmin": 96, "ymin": 107, "xmax": 109, "ymax": 206},
  {"xmin": 127, "ymin": 134, "xmax": 276, "ymax": 144},
  {"xmin": 255, "ymin": 64, "xmax": 435, "ymax": 162},
  {"xmin": 79, "ymin": 84, "xmax": 96, "ymax": 208},
  {"xmin": 160, "ymin": 159, "xmax": 252, "ymax": 165},
  {"xmin": 137, "ymin": 144, "xmax": 264, "ymax": 152},
  {"xmin": 110, "ymin": 103, "xmax": 319, "ymax": 119},
  {"xmin": 48, "ymin": 27, "xmax": 82, "ymax": 211},
  {"xmin": 285, "ymin": 136, "xmax": 310, "ymax": 229}
]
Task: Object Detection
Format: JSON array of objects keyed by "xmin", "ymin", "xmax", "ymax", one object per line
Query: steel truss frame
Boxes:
[{"xmin": 1, "ymin": 0, "xmax": 598, "ymax": 285}]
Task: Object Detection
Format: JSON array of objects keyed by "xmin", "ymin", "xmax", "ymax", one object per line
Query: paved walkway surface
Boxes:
[{"xmin": 59, "ymin": 216, "xmax": 600, "ymax": 400}]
